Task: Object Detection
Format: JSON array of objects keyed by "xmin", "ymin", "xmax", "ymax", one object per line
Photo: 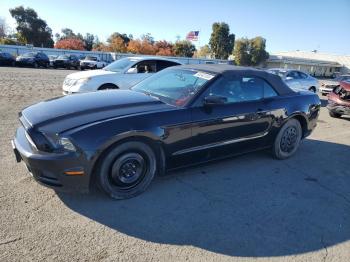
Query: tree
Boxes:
[
  {"xmin": 141, "ymin": 33, "xmax": 155, "ymax": 45},
  {"xmin": 233, "ymin": 38, "xmax": 251, "ymax": 66},
  {"xmin": 155, "ymin": 40, "xmax": 174, "ymax": 56},
  {"xmin": 106, "ymin": 32, "xmax": 130, "ymax": 53},
  {"xmin": 233, "ymin": 37, "xmax": 269, "ymax": 66},
  {"xmin": 109, "ymin": 36, "xmax": 128, "ymax": 53},
  {"xmin": 0, "ymin": 17, "xmax": 8, "ymax": 38},
  {"xmin": 249, "ymin": 36, "xmax": 269, "ymax": 66},
  {"xmin": 173, "ymin": 40, "xmax": 196, "ymax": 57},
  {"xmin": 9, "ymin": 6, "xmax": 54, "ymax": 47},
  {"xmin": 196, "ymin": 45, "xmax": 211, "ymax": 58},
  {"xmin": 127, "ymin": 38, "xmax": 157, "ymax": 55},
  {"xmin": 209, "ymin": 22, "xmax": 235, "ymax": 59},
  {"xmin": 55, "ymin": 38, "xmax": 85, "ymax": 50},
  {"xmin": 107, "ymin": 32, "xmax": 130, "ymax": 45},
  {"xmin": 60, "ymin": 28, "xmax": 75, "ymax": 39},
  {"xmin": 83, "ymin": 33, "xmax": 95, "ymax": 51}
]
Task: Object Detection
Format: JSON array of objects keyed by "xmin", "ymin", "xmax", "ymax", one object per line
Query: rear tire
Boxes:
[
  {"xmin": 329, "ymin": 111, "xmax": 341, "ymax": 118},
  {"xmin": 272, "ymin": 119, "xmax": 302, "ymax": 160},
  {"xmin": 97, "ymin": 141, "xmax": 157, "ymax": 199}
]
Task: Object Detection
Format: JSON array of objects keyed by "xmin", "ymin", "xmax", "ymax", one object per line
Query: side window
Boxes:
[
  {"xmin": 263, "ymin": 81, "xmax": 278, "ymax": 98},
  {"xmin": 203, "ymin": 75, "xmax": 266, "ymax": 103},
  {"xmin": 156, "ymin": 60, "xmax": 180, "ymax": 72},
  {"xmin": 134, "ymin": 60, "xmax": 157, "ymax": 73},
  {"xmin": 287, "ymin": 71, "xmax": 300, "ymax": 79},
  {"xmin": 298, "ymin": 72, "xmax": 308, "ymax": 79}
]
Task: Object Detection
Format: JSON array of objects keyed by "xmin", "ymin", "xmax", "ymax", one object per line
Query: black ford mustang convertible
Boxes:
[{"xmin": 12, "ymin": 64, "xmax": 320, "ymax": 199}]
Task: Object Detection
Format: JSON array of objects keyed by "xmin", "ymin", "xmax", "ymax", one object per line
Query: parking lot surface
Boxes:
[{"xmin": 0, "ymin": 67, "xmax": 349, "ymax": 261}]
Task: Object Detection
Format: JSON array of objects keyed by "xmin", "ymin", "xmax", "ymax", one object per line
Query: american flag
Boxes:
[{"xmin": 186, "ymin": 31, "xmax": 199, "ymax": 41}]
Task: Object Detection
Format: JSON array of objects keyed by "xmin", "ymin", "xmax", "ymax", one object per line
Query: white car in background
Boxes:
[
  {"xmin": 80, "ymin": 55, "xmax": 108, "ymax": 70},
  {"xmin": 63, "ymin": 57, "xmax": 181, "ymax": 94},
  {"xmin": 268, "ymin": 68, "xmax": 319, "ymax": 93}
]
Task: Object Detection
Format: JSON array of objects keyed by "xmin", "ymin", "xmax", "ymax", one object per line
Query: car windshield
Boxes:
[
  {"xmin": 132, "ymin": 68, "xmax": 215, "ymax": 106},
  {"xmin": 84, "ymin": 56, "xmax": 97, "ymax": 61},
  {"xmin": 57, "ymin": 55, "xmax": 69, "ymax": 59},
  {"xmin": 103, "ymin": 58, "xmax": 137, "ymax": 72},
  {"xmin": 22, "ymin": 52, "xmax": 36, "ymax": 58}
]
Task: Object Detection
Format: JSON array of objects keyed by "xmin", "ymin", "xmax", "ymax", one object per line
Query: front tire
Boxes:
[
  {"xmin": 272, "ymin": 119, "xmax": 302, "ymax": 160},
  {"xmin": 309, "ymin": 86, "xmax": 316, "ymax": 93},
  {"xmin": 329, "ymin": 111, "xmax": 341, "ymax": 118},
  {"xmin": 97, "ymin": 141, "xmax": 157, "ymax": 199}
]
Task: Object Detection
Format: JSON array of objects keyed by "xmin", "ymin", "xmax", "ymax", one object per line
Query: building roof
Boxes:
[{"xmin": 270, "ymin": 51, "xmax": 350, "ymax": 69}]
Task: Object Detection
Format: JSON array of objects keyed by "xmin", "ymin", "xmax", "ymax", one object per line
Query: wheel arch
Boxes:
[
  {"xmin": 309, "ymin": 86, "xmax": 317, "ymax": 92},
  {"xmin": 98, "ymin": 83, "xmax": 119, "ymax": 90},
  {"xmin": 89, "ymin": 132, "xmax": 166, "ymax": 189},
  {"xmin": 286, "ymin": 113, "xmax": 308, "ymax": 138}
]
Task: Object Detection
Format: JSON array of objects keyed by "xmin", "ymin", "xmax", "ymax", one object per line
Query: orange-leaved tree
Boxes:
[
  {"xmin": 155, "ymin": 40, "xmax": 174, "ymax": 56},
  {"xmin": 55, "ymin": 38, "xmax": 85, "ymax": 50}
]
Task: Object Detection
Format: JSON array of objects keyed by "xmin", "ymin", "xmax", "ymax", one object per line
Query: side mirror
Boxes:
[
  {"xmin": 203, "ymin": 95, "xmax": 227, "ymax": 106},
  {"xmin": 126, "ymin": 67, "xmax": 137, "ymax": 74},
  {"xmin": 285, "ymin": 76, "xmax": 293, "ymax": 81}
]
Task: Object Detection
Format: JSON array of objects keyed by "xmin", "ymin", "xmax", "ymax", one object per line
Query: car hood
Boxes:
[
  {"xmin": 66, "ymin": 69, "xmax": 116, "ymax": 80},
  {"xmin": 21, "ymin": 90, "xmax": 173, "ymax": 133},
  {"xmin": 321, "ymin": 79, "xmax": 339, "ymax": 86}
]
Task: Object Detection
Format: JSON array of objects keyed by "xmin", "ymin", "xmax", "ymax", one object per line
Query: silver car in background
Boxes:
[
  {"xmin": 62, "ymin": 57, "xmax": 181, "ymax": 94},
  {"xmin": 268, "ymin": 68, "xmax": 319, "ymax": 93}
]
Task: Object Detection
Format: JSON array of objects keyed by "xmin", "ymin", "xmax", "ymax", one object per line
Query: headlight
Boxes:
[
  {"xmin": 75, "ymin": 77, "xmax": 90, "ymax": 85},
  {"xmin": 58, "ymin": 137, "xmax": 76, "ymax": 152}
]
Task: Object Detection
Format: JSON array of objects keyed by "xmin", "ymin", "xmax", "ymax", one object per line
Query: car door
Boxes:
[
  {"xmin": 285, "ymin": 70, "xmax": 303, "ymax": 90},
  {"xmin": 188, "ymin": 74, "xmax": 275, "ymax": 152},
  {"xmin": 297, "ymin": 71, "xmax": 312, "ymax": 90}
]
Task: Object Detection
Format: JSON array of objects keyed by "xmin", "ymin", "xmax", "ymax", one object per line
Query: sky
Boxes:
[{"xmin": 1, "ymin": 0, "xmax": 350, "ymax": 55}]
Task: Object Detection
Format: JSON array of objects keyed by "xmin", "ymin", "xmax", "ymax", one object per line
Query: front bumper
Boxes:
[
  {"xmin": 16, "ymin": 60, "xmax": 35, "ymax": 66},
  {"xmin": 319, "ymin": 86, "xmax": 334, "ymax": 94},
  {"xmin": 12, "ymin": 127, "xmax": 90, "ymax": 193},
  {"xmin": 80, "ymin": 63, "xmax": 96, "ymax": 69},
  {"xmin": 327, "ymin": 103, "xmax": 350, "ymax": 116}
]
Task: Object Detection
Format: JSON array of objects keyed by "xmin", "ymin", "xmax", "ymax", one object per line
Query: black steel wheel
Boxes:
[
  {"xmin": 97, "ymin": 141, "xmax": 157, "ymax": 199},
  {"xmin": 272, "ymin": 119, "xmax": 302, "ymax": 159},
  {"xmin": 329, "ymin": 110, "xmax": 341, "ymax": 118}
]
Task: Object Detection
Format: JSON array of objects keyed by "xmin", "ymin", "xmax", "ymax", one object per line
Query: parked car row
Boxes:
[{"xmin": 0, "ymin": 51, "xmax": 108, "ymax": 70}]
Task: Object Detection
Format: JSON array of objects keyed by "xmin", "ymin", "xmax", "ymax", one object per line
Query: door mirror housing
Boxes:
[
  {"xmin": 203, "ymin": 95, "xmax": 227, "ymax": 106},
  {"xmin": 126, "ymin": 67, "xmax": 137, "ymax": 74}
]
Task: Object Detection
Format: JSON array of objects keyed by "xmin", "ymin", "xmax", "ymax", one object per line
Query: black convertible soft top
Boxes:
[{"xmin": 175, "ymin": 64, "xmax": 295, "ymax": 96}]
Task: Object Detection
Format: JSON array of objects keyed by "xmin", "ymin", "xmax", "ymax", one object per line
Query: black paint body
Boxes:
[{"xmin": 12, "ymin": 65, "xmax": 321, "ymax": 192}]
